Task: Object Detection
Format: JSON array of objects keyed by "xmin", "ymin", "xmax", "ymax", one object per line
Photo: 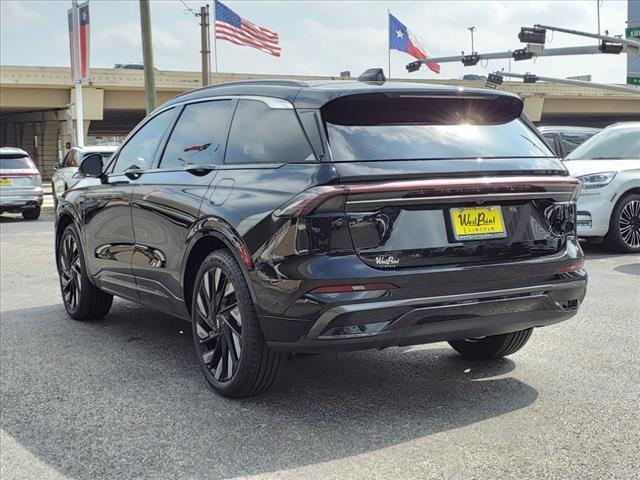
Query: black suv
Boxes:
[{"xmin": 55, "ymin": 79, "xmax": 587, "ymax": 397}]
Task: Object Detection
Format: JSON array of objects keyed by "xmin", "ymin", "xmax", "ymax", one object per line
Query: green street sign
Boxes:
[
  {"xmin": 626, "ymin": 26, "xmax": 640, "ymax": 39},
  {"xmin": 628, "ymin": 76, "xmax": 640, "ymax": 86}
]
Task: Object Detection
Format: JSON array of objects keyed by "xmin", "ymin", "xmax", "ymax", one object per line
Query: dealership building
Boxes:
[{"xmin": 1, "ymin": 65, "xmax": 639, "ymax": 179}]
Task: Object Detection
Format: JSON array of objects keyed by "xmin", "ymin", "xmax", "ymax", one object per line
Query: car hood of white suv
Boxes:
[{"xmin": 563, "ymin": 159, "xmax": 640, "ymax": 177}]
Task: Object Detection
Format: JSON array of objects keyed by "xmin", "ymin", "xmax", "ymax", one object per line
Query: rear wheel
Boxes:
[
  {"xmin": 448, "ymin": 328, "xmax": 533, "ymax": 359},
  {"xmin": 191, "ymin": 250, "xmax": 282, "ymax": 398},
  {"xmin": 22, "ymin": 206, "xmax": 41, "ymax": 220},
  {"xmin": 605, "ymin": 194, "xmax": 640, "ymax": 253},
  {"xmin": 58, "ymin": 224, "xmax": 113, "ymax": 320}
]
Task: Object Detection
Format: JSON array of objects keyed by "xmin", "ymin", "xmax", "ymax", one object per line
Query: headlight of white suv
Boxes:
[{"xmin": 578, "ymin": 171, "xmax": 617, "ymax": 189}]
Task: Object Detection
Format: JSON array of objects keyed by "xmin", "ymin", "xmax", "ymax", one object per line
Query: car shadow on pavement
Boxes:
[{"xmin": 1, "ymin": 301, "xmax": 538, "ymax": 480}]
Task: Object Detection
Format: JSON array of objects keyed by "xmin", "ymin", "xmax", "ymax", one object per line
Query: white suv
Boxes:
[
  {"xmin": 52, "ymin": 146, "xmax": 117, "ymax": 205},
  {"xmin": 564, "ymin": 122, "xmax": 640, "ymax": 253}
]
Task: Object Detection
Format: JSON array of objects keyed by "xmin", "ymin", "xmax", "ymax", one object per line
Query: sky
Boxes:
[{"xmin": 0, "ymin": 0, "xmax": 631, "ymax": 83}]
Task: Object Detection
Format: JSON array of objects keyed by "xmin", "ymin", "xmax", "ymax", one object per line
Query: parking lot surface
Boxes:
[{"xmin": 1, "ymin": 213, "xmax": 639, "ymax": 480}]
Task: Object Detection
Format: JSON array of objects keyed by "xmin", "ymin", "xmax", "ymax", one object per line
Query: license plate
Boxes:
[
  {"xmin": 450, "ymin": 206, "xmax": 506, "ymax": 241},
  {"xmin": 0, "ymin": 178, "xmax": 13, "ymax": 186}
]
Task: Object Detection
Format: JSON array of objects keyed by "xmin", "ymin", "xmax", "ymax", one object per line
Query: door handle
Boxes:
[
  {"xmin": 124, "ymin": 168, "xmax": 144, "ymax": 180},
  {"xmin": 186, "ymin": 164, "xmax": 216, "ymax": 176}
]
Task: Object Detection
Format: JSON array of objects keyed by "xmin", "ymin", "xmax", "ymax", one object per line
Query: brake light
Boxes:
[
  {"xmin": 309, "ymin": 283, "xmax": 398, "ymax": 294},
  {"xmin": 555, "ymin": 261, "xmax": 584, "ymax": 273}
]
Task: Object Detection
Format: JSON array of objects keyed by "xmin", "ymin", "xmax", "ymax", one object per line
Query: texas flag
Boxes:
[{"xmin": 389, "ymin": 13, "xmax": 440, "ymax": 74}]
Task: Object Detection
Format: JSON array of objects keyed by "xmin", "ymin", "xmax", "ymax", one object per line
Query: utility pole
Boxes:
[
  {"xmin": 199, "ymin": 4, "xmax": 211, "ymax": 86},
  {"xmin": 139, "ymin": 0, "xmax": 156, "ymax": 113}
]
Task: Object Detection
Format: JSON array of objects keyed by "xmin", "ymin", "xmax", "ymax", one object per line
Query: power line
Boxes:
[{"xmin": 179, "ymin": 0, "xmax": 198, "ymax": 16}]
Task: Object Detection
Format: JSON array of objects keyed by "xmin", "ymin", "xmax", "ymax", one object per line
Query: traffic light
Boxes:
[
  {"xmin": 523, "ymin": 73, "xmax": 537, "ymax": 83},
  {"xmin": 461, "ymin": 53, "xmax": 480, "ymax": 66},
  {"xmin": 406, "ymin": 61, "xmax": 422, "ymax": 73},
  {"xmin": 599, "ymin": 41, "xmax": 623, "ymax": 54},
  {"xmin": 518, "ymin": 27, "xmax": 546, "ymax": 44},
  {"xmin": 512, "ymin": 48, "xmax": 534, "ymax": 61}
]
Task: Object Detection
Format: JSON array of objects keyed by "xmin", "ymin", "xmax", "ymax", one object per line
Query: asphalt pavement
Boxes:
[{"xmin": 1, "ymin": 213, "xmax": 638, "ymax": 480}]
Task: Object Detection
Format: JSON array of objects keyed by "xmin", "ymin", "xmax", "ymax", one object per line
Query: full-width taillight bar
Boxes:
[{"xmin": 274, "ymin": 176, "xmax": 582, "ymax": 218}]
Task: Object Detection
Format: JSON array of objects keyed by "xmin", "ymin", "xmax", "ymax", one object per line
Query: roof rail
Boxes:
[{"xmin": 171, "ymin": 79, "xmax": 309, "ymax": 101}]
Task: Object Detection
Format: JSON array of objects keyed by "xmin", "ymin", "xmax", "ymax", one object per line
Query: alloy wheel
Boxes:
[
  {"xmin": 195, "ymin": 267, "xmax": 243, "ymax": 382},
  {"xmin": 59, "ymin": 233, "xmax": 82, "ymax": 310},
  {"xmin": 619, "ymin": 199, "xmax": 640, "ymax": 249}
]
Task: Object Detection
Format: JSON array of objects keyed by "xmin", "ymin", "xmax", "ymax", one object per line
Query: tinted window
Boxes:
[
  {"xmin": 566, "ymin": 127, "xmax": 640, "ymax": 160},
  {"xmin": 111, "ymin": 109, "xmax": 174, "ymax": 173},
  {"xmin": 225, "ymin": 100, "xmax": 315, "ymax": 164},
  {"xmin": 69, "ymin": 150, "xmax": 81, "ymax": 167},
  {"xmin": 160, "ymin": 100, "xmax": 234, "ymax": 168},
  {"xmin": 0, "ymin": 155, "xmax": 35, "ymax": 169},
  {"xmin": 541, "ymin": 133, "xmax": 558, "ymax": 155},
  {"xmin": 559, "ymin": 132, "xmax": 595, "ymax": 156},
  {"xmin": 326, "ymin": 119, "xmax": 553, "ymax": 161}
]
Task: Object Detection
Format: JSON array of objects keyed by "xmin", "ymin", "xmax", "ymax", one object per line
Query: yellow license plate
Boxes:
[
  {"xmin": 0, "ymin": 178, "xmax": 13, "ymax": 186},
  {"xmin": 450, "ymin": 206, "xmax": 506, "ymax": 240}
]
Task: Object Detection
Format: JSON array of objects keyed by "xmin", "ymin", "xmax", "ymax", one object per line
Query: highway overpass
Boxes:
[{"xmin": 1, "ymin": 65, "xmax": 639, "ymax": 179}]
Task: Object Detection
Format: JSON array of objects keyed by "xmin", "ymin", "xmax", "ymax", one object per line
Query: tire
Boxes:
[
  {"xmin": 604, "ymin": 193, "xmax": 640, "ymax": 253},
  {"xmin": 448, "ymin": 328, "xmax": 533, "ymax": 360},
  {"xmin": 22, "ymin": 206, "xmax": 41, "ymax": 220},
  {"xmin": 191, "ymin": 250, "xmax": 282, "ymax": 398},
  {"xmin": 58, "ymin": 224, "xmax": 113, "ymax": 320}
]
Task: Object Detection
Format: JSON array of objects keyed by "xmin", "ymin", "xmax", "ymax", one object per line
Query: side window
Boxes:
[
  {"xmin": 225, "ymin": 100, "xmax": 316, "ymax": 164},
  {"xmin": 111, "ymin": 109, "xmax": 174, "ymax": 173},
  {"xmin": 541, "ymin": 133, "xmax": 558, "ymax": 156},
  {"xmin": 65, "ymin": 150, "xmax": 78, "ymax": 168},
  {"xmin": 160, "ymin": 100, "xmax": 234, "ymax": 168},
  {"xmin": 559, "ymin": 133, "xmax": 591, "ymax": 157}
]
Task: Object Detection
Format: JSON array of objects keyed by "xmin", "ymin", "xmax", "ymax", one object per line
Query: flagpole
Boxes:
[
  {"xmin": 387, "ymin": 10, "xmax": 391, "ymax": 78},
  {"xmin": 213, "ymin": 1, "xmax": 218, "ymax": 73}
]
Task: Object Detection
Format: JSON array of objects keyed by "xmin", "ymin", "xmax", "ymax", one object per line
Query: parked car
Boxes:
[
  {"xmin": 538, "ymin": 126, "xmax": 600, "ymax": 158},
  {"xmin": 0, "ymin": 147, "xmax": 43, "ymax": 220},
  {"xmin": 563, "ymin": 122, "xmax": 640, "ymax": 253},
  {"xmin": 52, "ymin": 146, "xmax": 118, "ymax": 206},
  {"xmin": 55, "ymin": 79, "xmax": 587, "ymax": 398}
]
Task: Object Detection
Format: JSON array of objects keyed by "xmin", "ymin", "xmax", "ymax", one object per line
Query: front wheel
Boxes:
[
  {"xmin": 448, "ymin": 328, "xmax": 533, "ymax": 360},
  {"xmin": 58, "ymin": 224, "xmax": 113, "ymax": 320},
  {"xmin": 191, "ymin": 250, "xmax": 282, "ymax": 398},
  {"xmin": 605, "ymin": 193, "xmax": 640, "ymax": 253}
]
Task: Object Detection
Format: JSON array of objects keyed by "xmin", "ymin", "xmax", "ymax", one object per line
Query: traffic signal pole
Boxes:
[{"xmin": 491, "ymin": 71, "xmax": 640, "ymax": 95}]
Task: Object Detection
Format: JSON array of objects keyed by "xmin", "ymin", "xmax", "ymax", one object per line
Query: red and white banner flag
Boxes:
[{"xmin": 68, "ymin": 1, "xmax": 90, "ymax": 82}]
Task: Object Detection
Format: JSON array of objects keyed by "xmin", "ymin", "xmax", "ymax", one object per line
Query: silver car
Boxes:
[
  {"xmin": 0, "ymin": 147, "xmax": 43, "ymax": 220},
  {"xmin": 52, "ymin": 146, "xmax": 118, "ymax": 205}
]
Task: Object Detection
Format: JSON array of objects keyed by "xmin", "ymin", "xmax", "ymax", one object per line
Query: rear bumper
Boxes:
[
  {"xmin": 0, "ymin": 193, "xmax": 43, "ymax": 210},
  {"xmin": 263, "ymin": 276, "xmax": 587, "ymax": 353}
]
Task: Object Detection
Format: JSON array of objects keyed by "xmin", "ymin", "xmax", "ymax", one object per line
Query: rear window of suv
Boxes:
[
  {"xmin": 0, "ymin": 155, "xmax": 36, "ymax": 169},
  {"xmin": 322, "ymin": 93, "xmax": 553, "ymax": 161}
]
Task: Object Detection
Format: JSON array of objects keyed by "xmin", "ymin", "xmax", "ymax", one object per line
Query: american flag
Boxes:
[{"xmin": 215, "ymin": 0, "xmax": 281, "ymax": 57}]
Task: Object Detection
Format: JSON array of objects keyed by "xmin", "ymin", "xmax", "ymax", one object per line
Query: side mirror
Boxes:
[{"xmin": 78, "ymin": 153, "xmax": 104, "ymax": 178}]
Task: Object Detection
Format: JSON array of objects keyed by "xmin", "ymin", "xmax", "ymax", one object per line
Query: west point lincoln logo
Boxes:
[
  {"xmin": 375, "ymin": 255, "xmax": 400, "ymax": 266},
  {"xmin": 457, "ymin": 212, "xmax": 497, "ymax": 227}
]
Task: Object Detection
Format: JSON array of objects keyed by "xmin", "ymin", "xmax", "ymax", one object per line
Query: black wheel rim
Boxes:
[
  {"xmin": 59, "ymin": 234, "xmax": 82, "ymax": 310},
  {"xmin": 195, "ymin": 267, "xmax": 242, "ymax": 382},
  {"xmin": 619, "ymin": 199, "xmax": 640, "ymax": 249}
]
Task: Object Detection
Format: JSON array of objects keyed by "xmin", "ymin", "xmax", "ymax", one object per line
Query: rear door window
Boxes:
[
  {"xmin": 558, "ymin": 132, "xmax": 593, "ymax": 157},
  {"xmin": 160, "ymin": 100, "xmax": 234, "ymax": 168},
  {"xmin": 225, "ymin": 99, "xmax": 316, "ymax": 164}
]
